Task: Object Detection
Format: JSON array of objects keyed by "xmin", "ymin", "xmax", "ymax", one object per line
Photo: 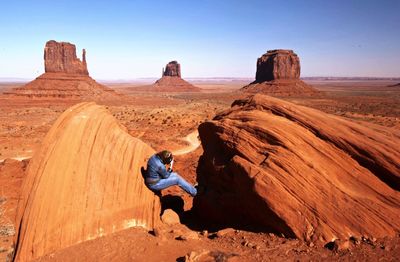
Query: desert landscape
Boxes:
[
  {"xmin": 0, "ymin": 39, "xmax": 399, "ymax": 262},
  {"xmin": 1, "ymin": 1, "xmax": 400, "ymax": 262}
]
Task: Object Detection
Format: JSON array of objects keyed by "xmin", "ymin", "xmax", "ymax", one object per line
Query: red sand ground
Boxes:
[{"xmin": 1, "ymin": 80, "xmax": 400, "ymax": 261}]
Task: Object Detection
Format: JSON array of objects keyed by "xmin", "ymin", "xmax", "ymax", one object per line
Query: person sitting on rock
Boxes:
[{"xmin": 144, "ymin": 150, "xmax": 197, "ymax": 197}]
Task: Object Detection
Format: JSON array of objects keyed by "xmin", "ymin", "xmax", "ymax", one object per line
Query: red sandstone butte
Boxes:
[
  {"xmin": 242, "ymin": 49, "xmax": 318, "ymax": 95},
  {"xmin": 44, "ymin": 40, "xmax": 89, "ymax": 75},
  {"xmin": 4, "ymin": 40, "xmax": 119, "ymax": 99},
  {"xmin": 163, "ymin": 60, "xmax": 181, "ymax": 77},
  {"xmin": 195, "ymin": 94, "xmax": 400, "ymax": 245},
  {"xmin": 150, "ymin": 61, "xmax": 200, "ymax": 92},
  {"xmin": 14, "ymin": 102, "xmax": 161, "ymax": 261}
]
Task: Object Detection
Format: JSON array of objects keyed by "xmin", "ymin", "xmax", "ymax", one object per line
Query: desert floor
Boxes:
[{"xmin": 1, "ymin": 80, "xmax": 399, "ymax": 261}]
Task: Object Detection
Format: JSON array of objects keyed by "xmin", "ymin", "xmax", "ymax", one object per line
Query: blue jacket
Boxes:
[{"xmin": 145, "ymin": 154, "xmax": 170, "ymax": 184}]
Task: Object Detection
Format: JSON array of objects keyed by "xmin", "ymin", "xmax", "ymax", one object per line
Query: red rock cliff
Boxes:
[
  {"xmin": 255, "ymin": 49, "xmax": 300, "ymax": 82},
  {"xmin": 14, "ymin": 102, "xmax": 160, "ymax": 261},
  {"xmin": 163, "ymin": 61, "xmax": 181, "ymax": 77},
  {"xmin": 44, "ymin": 40, "xmax": 89, "ymax": 75}
]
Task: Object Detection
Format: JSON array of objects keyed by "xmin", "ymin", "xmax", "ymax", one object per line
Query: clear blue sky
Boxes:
[{"xmin": 0, "ymin": 0, "xmax": 399, "ymax": 79}]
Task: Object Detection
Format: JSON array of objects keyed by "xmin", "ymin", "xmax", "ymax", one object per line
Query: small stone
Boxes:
[
  {"xmin": 350, "ymin": 236, "xmax": 360, "ymax": 245},
  {"xmin": 308, "ymin": 242, "xmax": 314, "ymax": 247},
  {"xmin": 176, "ymin": 231, "xmax": 199, "ymax": 241},
  {"xmin": 216, "ymin": 228, "xmax": 235, "ymax": 237},
  {"xmin": 161, "ymin": 209, "xmax": 180, "ymax": 225},
  {"xmin": 201, "ymin": 230, "xmax": 208, "ymax": 237},
  {"xmin": 326, "ymin": 240, "xmax": 350, "ymax": 251},
  {"xmin": 337, "ymin": 240, "xmax": 350, "ymax": 251}
]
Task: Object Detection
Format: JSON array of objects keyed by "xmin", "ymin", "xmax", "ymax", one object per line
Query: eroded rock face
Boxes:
[
  {"xmin": 195, "ymin": 94, "xmax": 400, "ymax": 244},
  {"xmin": 242, "ymin": 49, "xmax": 318, "ymax": 95},
  {"xmin": 163, "ymin": 61, "xmax": 181, "ymax": 77},
  {"xmin": 255, "ymin": 49, "xmax": 300, "ymax": 82},
  {"xmin": 44, "ymin": 40, "xmax": 88, "ymax": 75},
  {"xmin": 14, "ymin": 102, "xmax": 161, "ymax": 261}
]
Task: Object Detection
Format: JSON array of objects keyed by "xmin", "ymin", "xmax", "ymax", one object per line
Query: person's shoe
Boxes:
[{"xmin": 194, "ymin": 183, "xmax": 205, "ymax": 196}]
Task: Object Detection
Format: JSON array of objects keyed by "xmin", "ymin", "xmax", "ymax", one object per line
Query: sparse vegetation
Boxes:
[{"xmin": 0, "ymin": 198, "xmax": 15, "ymax": 236}]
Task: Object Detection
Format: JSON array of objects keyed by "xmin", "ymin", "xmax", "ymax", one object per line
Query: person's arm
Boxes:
[
  {"xmin": 158, "ymin": 163, "xmax": 171, "ymax": 179},
  {"xmin": 168, "ymin": 159, "xmax": 174, "ymax": 172}
]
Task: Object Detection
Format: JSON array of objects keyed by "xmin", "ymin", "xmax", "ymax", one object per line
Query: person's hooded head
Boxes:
[{"xmin": 157, "ymin": 150, "xmax": 173, "ymax": 164}]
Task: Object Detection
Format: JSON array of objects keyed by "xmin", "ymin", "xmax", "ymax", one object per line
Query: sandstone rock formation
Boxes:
[
  {"xmin": 14, "ymin": 102, "xmax": 160, "ymax": 261},
  {"xmin": 195, "ymin": 94, "xmax": 400, "ymax": 245},
  {"xmin": 150, "ymin": 61, "xmax": 200, "ymax": 92},
  {"xmin": 163, "ymin": 61, "xmax": 181, "ymax": 77},
  {"xmin": 44, "ymin": 40, "xmax": 88, "ymax": 75},
  {"xmin": 255, "ymin": 49, "xmax": 300, "ymax": 82},
  {"xmin": 4, "ymin": 40, "xmax": 119, "ymax": 99},
  {"xmin": 242, "ymin": 50, "xmax": 318, "ymax": 95}
]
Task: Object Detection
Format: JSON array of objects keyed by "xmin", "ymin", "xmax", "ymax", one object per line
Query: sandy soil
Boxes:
[{"xmin": 1, "ymin": 80, "xmax": 400, "ymax": 261}]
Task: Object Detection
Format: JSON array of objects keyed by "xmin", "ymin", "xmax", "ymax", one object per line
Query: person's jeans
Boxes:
[{"xmin": 148, "ymin": 172, "xmax": 197, "ymax": 197}]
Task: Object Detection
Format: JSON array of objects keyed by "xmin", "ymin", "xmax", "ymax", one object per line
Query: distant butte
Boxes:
[
  {"xmin": 163, "ymin": 60, "xmax": 181, "ymax": 77},
  {"xmin": 150, "ymin": 61, "xmax": 200, "ymax": 92},
  {"xmin": 44, "ymin": 40, "xmax": 89, "ymax": 75},
  {"xmin": 4, "ymin": 40, "xmax": 119, "ymax": 100},
  {"xmin": 241, "ymin": 49, "xmax": 318, "ymax": 96}
]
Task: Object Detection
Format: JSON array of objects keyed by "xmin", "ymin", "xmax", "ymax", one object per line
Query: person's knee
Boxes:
[{"xmin": 168, "ymin": 172, "xmax": 180, "ymax": 181}]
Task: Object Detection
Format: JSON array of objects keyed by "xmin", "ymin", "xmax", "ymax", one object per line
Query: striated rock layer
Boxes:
[
  {"xmin": 195, "ymin": 94, "xmax": 400, "ymax": 244},
  {"xmin": 6, "ymin": 73, "xmax": 119, "ymax": 99},
  {"xmin": 4, "ymin": 40, "xmax": 120, "ymax": 99},
  {"xmin": 241, "ymin": 79, "xmax": 317, "ymax": 96},
  {"xmin": 242, "ymin": 49, "xmax": 318, "ymax": 96},
  {"xmin": 14, "ymin": 102, "xmax": 161, "ymax": 261}
]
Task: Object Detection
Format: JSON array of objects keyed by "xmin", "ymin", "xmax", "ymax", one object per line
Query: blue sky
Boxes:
[{"xmin": 0, "ymin": 0, "xmax": 399, "ymax": 79}]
